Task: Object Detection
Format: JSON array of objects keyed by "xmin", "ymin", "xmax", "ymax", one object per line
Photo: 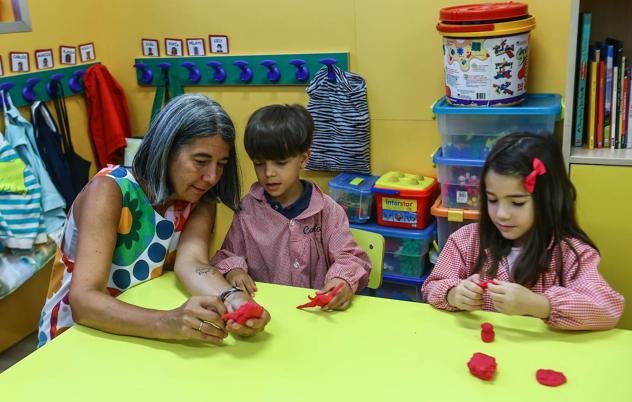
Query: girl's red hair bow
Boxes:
[{"xmin": 524, "ymin": 157, "xmax": 546, "ymax": 193}]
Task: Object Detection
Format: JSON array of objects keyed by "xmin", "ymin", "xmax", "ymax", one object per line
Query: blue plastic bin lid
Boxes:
[
  {"xmin": 432, "ymin": 93, "xmax": 562, "ymax": 116},
  {"xmin": 350, "ymin": 219, "xmax": 437, "ymax": 240},
  {"xmin": 432, "ymin": 148, "xmax": 485, "ymax": 167},
  {"xmin": 328, "ymin": 172, "xmax": 379, "ymax": 195},
  {"xmin": 383, "ymin": 272, "xmax": 428, "ymax": 286}
]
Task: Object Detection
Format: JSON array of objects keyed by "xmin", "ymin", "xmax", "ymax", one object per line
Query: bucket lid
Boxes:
[
  {"xmin": 440, "ymin": 2, "xmax": 528, "ymax": 23},
  {"xmin": 432, "ymin": 93, "xmax": 562, "ymax": 116},
  {"xmin": 349, "ymin": 220, "xmax": 437, "ymax": 240},
  {"xmin": 328, "ymin": 172, "xmax": 379, "ymax": 194},
  {"xmin": 430, "ymin": 197, "xmax": 480, "ymax": 221},
  {"xmin": 373, "ymin": 171, "xmax": 437, "ymax": 196}
]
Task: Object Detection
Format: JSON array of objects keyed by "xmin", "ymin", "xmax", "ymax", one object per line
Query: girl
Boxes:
[
  {"xmin": 422, "ymin": 133, "xmax": 624, "ymax": 330},
  {"xmin": 211, "ymin": 104, "xmax": 370, "ymax": 310}
]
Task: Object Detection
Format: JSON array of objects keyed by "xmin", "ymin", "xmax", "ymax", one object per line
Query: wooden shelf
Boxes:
[{"xmin": 570, "ymin": 147, "xmax": 632, "ymax": 166}]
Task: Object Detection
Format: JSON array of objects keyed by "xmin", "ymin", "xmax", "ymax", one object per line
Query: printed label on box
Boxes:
[
  {"xmin": 456, "ymin": 191, "xmax": 468, "ymax": 204},
  {"xmin": 382, "ymin": 197, "xmax": 417, "ymax": 212},
  {"xmin": 381, "ymin": 210, "xmax": 418, "ymax": 225}
]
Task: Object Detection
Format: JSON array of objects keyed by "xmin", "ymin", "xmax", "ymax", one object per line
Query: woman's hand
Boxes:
[
  {"xmin": 225, "ymin": 268, "xmax": 257, "ymax": 296},
  {"xmin": 320, "ymin": 278, "xmax": 353, "ymax": 311},
  {"xmin": 487, "ymin": 281, "xmax": 551, "ymax": 318},
  {"xmin": 159, "ymin": 296, "xmax": 228, "ymax": 344},
  {"xmin": 223, "ymin": 292, "xmax": 271, "ymax": 337},
  {"xmin": 447, "ymin": 274, "xmax": 484, "ymax": 311}
]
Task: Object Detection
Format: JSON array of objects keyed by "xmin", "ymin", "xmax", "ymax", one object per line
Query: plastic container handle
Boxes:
[
  {"xmin": 232, "ymin": 60, "xmax": 253, "ymax": 83},
  {"xmin": 68, "ymin": 70, "xmax": 85, "ymax": 93},
  {"xmin": 181, "ymin": 61, "xmax": 201, "ymax": 84},
  {"xmin": 206, "ymin": 61, "xmax": 227, "ymax": 83},
  {"xmin": 429, "ymin": 99, "xmax": 438, "ymax": 120},
  {"xmin": 46, "ymin": 73, "xmax": 65, "ymax": 98},
  {"xmin": 430, "ymin": 147, "xmax": 440, "ymax": 168},
  {"xmin": 260, "ymin": 60, "xmax": 281, "ymax": 83},
  {"xmin": 288, "ymin": 59, "xmax": 309, "ymax": 82},
  {"xmin": 436, "ymin": 22, "xmax": 495, "ymax": 33},
  {"xmin": 22, "ymin": 78, "xmax": 41, "ymax": 103}
]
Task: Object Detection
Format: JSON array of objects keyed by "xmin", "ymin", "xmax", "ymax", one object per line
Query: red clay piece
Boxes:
[
  {"xmin": 467, "ymin": 353, "xmax": 497, "ymax": 381},
  {"xmin": 296, "ymin": 283, "xmax": 345, "ymax": 310},
  {"xmin": 479, "ymin": 280, "xmax": 498, "ymax": 290},
  {"xmin": 481, "ymin": 322, "xmax": 495, "ymax": 342},
  {"xmin": 222, "ymin": 301, "xmax": 264, "ymax": 325},
  {"xmin": 536, "ymin": 369, "xmax": 567, "ymax": 387}
]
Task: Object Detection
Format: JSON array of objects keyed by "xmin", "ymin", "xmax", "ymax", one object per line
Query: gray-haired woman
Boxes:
[{"xmin": 38, "ymin": 94, "xmax": 270, "ymax": 347}]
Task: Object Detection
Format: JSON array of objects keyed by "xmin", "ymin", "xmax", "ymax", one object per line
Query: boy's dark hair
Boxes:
[
  {"xmin": 244, "ymin": 104, "xmax": 313, "ymax": 160},
  {"xmin": 473, "ymin": 133, "xmax": 598, "ymax": 287}
]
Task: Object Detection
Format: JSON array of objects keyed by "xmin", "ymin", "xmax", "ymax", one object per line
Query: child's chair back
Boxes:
[{"xmin": 350, "ymin": 228, "xmax": 384, "ymax": 289}]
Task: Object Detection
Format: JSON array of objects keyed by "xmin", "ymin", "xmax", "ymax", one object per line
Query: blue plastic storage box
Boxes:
[
  {"xmin": 328, "ymin": 173, "xmax": 379, "ymax": 223},
  {"xmin": 432, "ymin": 93, "xmax": 562, "ymax": 159},
  {"xmin": 433, "ymin": 149, "xmax": 485, "ymax": 210},
  {"xmin": 350, "ymin": 220, "xmax": 436, "ymax": 279}
]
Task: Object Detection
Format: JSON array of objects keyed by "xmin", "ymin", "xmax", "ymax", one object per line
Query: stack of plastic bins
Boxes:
[
  {"xmin": 430, "ymin": 196, "xmax": 479, "ymax": 251},
  {"xmin": 351, "ymin": 220, "xmax": 436, "ymax": 302},
  {"xmin": 371, "ymin": 171, "xmax": 438, "ymax": 230},
  {"xmin": 328, "ymin": 173, "xmax": 379, "ymax": 224},
  {"xmin": 432, "ymin": 93, "xmax": 562, "ymax": 160}
]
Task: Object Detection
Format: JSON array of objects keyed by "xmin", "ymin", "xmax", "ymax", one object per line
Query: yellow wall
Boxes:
[
  {"xmin": 570, "ymin": 165, "xmax": 632, "ymax": 329},
  {"xmin": 0, "ymin": 0, "xmax": 573, "ymax": 252}
]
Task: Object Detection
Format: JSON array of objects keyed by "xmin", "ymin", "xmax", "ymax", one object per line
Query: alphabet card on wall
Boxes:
[
  {"xmin": 35, "ymin": 49, "xmax": 54, "ymax": 70},
  {"xmin": 186, "ymin": 38, "xmax": 205, "ymax": 56},
  {"xmin": 60, "ymin": 46, "xmax": 77, "ymax": 65},
  {"xmin": 165, "ymin": 38, "xmax": 183, "ymax": 56},
  {"xmin": 79, "ymin": 43, "xmax": 96, "ymax": 62},
  {"xmin": 209, "ymin": 35, "xmax": 229, "ymax": 54},
  {"xmin": 142, "ymin": 39, "xmax": 160, "ymax": 57},
  {"xmin": 9, "ymin": 52, "xmax": 29, "ymax": 72}
]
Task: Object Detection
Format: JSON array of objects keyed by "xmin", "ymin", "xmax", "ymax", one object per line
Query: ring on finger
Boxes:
[
  {"xmin": 203, "ymin": 320, "xmax": 222, "ymax": 330},
  {"xmin": 197, "ymin": 321, "xmax": 204, "ymax": 332}
]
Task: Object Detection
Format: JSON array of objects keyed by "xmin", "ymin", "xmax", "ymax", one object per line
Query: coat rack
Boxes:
[
  {"xmin": 133, "ymin": 53, "xmax": 349, "ymax": 87},
  {"xmin": 0, "ymin": 63, "xmax": 99, "ymax": 108}
]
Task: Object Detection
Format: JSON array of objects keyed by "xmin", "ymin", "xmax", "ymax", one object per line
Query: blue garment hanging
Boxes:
[
  {"xmin": 31, "ymin": 101, "xmax": 76, "ymax": 211},
  {"xmin": 3, "ymin": 93, "xmax": 66, "ymax": 234}
]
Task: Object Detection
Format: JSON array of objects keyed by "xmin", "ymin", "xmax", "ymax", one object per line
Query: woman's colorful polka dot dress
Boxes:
[{"xmin": 38, "ymin": 166, "xmax": 193, "ymax": 347}]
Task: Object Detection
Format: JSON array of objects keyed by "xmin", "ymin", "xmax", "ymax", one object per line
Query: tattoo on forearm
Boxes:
[{"xmin": 196, "ymin": 267, "xmax": 211, "ymax": 276}]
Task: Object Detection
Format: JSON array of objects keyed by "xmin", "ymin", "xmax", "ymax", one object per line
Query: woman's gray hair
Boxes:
[{"xmin": 132, "ymin": 94, "xmax": 241, "ymax": 210}]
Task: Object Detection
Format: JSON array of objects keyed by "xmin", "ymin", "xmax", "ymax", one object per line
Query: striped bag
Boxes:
[{"xmin": 305, "ymin": 65, "xmax": 370, "ymax": 174}]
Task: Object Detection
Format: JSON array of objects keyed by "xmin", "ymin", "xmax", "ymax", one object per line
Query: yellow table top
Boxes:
[{"xmin": 2, "ymin": 272, "xmax": 632, "ymax": 401}]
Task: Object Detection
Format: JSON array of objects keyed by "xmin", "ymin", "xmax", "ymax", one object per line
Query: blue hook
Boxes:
[
  {"xmin": 46, "ymin": 74, "xmax": 65, "ymax": 98},
  {"xmin": 206, "ymin": 61, "xmax": 227, "ymax": 83},
  {"xmin": 133, "ymin": 62, "xmax": 153, "ymax": 84},
  {"xmin": 232, "ymin": 60, "xmax": 253, "ymax": 83},
  {"xmin": 260, "ymin": 60, "xmax": 281, "ymax": 83},
  {"xmin": 69, "ymin": 70, "xmax": 86, "ymax": 93},
  {"xmin": 0, "ymin": 82, "xmax": 15, "ymax": 107},
  {"xmin": 288, "ymin": 59, "xmax": 309, "ymax": 82},
  {"xmin": 319, "ymin": 58, "xmax": 338, "ymax": 82},
  {"xmin": 157, "ymin": 62, "xmax": 171, "ymax": 73},
  {"xmin": 22, "ymin": 78, "xmax": 41, "ymax": 103},
  {"xmin": 181, "ymin": 62, "xmax": 201, "ymax": 84}
]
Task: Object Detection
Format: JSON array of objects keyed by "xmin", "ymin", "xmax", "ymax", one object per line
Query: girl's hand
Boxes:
[
  {"xmin": 159, "ymin": 296, "xmax": 228, "ymax": 344},
  {"xmin": 223, "ymin": 292, "xmax": 271, "ymax": 337},
  {"xmin": 225, "ymin": 268, "xmax": 257, "ymax": 296},
  {"xmin": 447, "ymin": 274, "xmax": 484, "ymax": 311},
  {"xmin": 487, "ymin": 281, "xmax": 551, "ymax": 318},
  {"xmin": 320, "ymin": 278, "xmax": 353, "ymax": 311}
]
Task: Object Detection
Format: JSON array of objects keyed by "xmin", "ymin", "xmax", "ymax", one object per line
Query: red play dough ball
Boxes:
[
  {"xmin": 536, "ymin": 369, "xmax": 567, "ymax": 387},
  {"xmin": 467, "ymin": 352, "xmax": 497, "ymax": 381}
]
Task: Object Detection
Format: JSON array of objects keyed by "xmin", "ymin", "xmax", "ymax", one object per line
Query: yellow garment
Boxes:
[{"xmin": 0, "ymin": 157, "xmax": 28, "ymax": 194}]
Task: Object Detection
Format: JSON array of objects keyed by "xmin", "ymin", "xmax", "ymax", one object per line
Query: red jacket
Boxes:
[{"xmin": 83, "ymin": 64, "xmax": 131, "ymax": 169}]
